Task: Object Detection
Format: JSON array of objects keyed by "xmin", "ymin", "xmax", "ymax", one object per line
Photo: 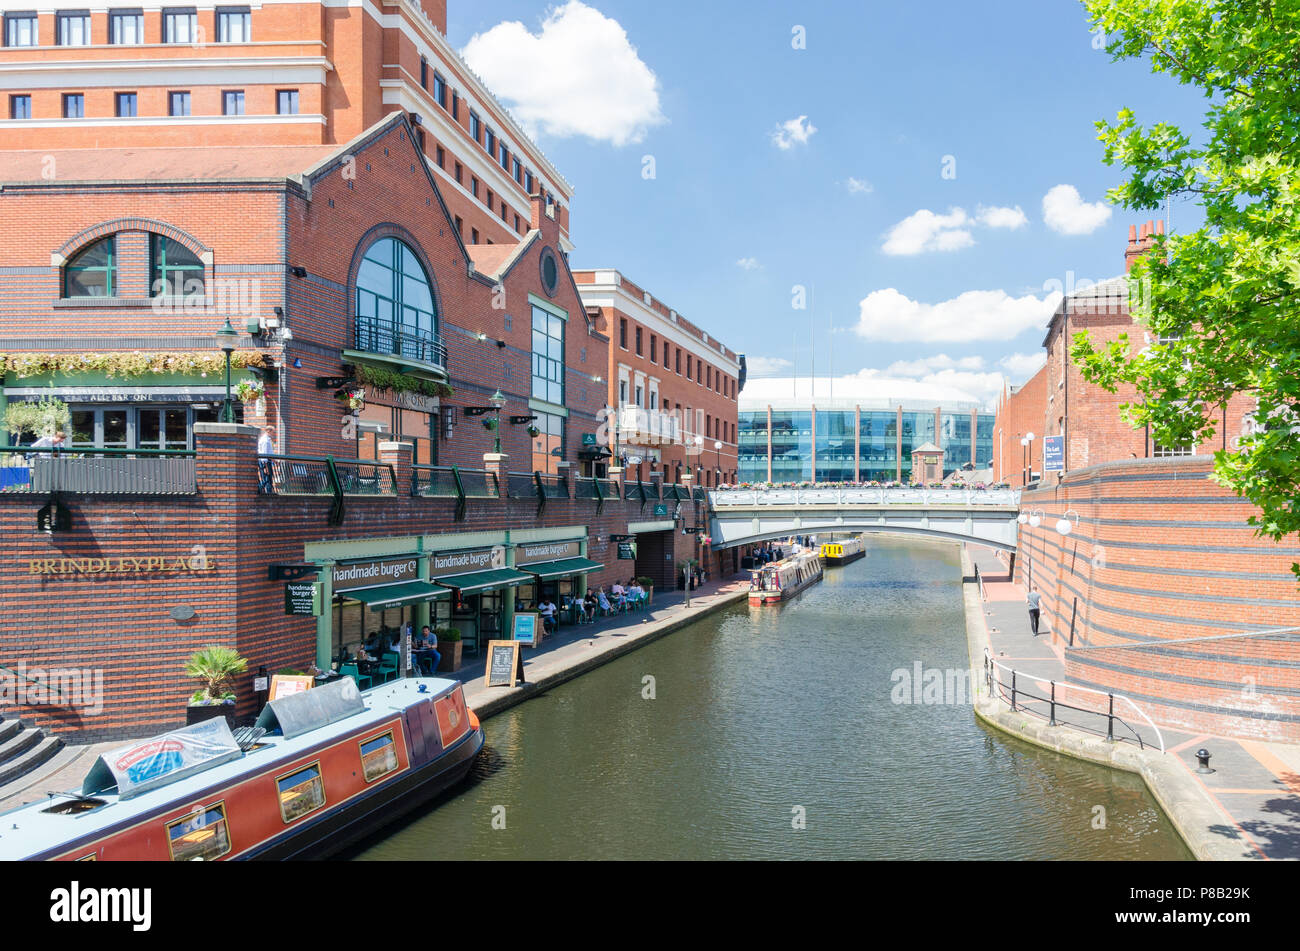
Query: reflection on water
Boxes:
[{"xmin": 353, "ymin": 538, "xmax": 1191, "ymax": 861}]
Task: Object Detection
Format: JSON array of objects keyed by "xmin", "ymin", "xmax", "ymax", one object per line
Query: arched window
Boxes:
[
  {"xmin": 64, "ymin": 236, "xmax": 116, "ymax": 298},
  {"xmin": 151, "ymin": 235, "xmax": 205, "ymax": 297},
  {"xmin": 355, "ymin": 237, "xmax": 441, "ymax": 366}
]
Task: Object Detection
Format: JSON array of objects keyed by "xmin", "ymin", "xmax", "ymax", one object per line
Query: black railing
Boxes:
[
  {"xmin": 573, "ymin": 476, "xmax": 600, "ymax": 500},
  {"xmin": 260, "ymin": 453, "xmax": 396, "ymax": 524},
  {"xmin": 458, "ymin": 468, "xmax": 500, "ymax": 499},
  {"xmin": 353, "ymin": 315, "xmax": 448, "ymax": 370},
  {"xmin": 412, "ymin": 464, "xmax": 459, "ymax": 498},
  {"xmin": 536, "ymin": 473, "xmax": 569, "ymax": 499},
  {"xmin": 1, "ymin": 444, "xmax": 196, "ymax": 495},
  {"xmin": 983, "ymin": 649, "xmax": 1165, "ymax": 752},
  {"xmin": 261, "ymin": 456, "xmax": 332, "ymax": 496},
  {"xmin": 506, "ymin": 471, "xmax": 536, "ymax": 500}
]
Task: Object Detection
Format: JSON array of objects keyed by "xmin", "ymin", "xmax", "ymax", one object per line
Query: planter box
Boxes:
[
  {"xmin": 186, "ymin": 702, "xmax": 234, "ymax": 725},
  {"xmin": 437, "ymin": 640, "xmax": 463, "ymax": 672}
]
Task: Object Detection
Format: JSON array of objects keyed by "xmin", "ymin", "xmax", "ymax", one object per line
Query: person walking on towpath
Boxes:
[{"xmin": 1026, "ymin": 589, "xmax": 1041, "ymax": 636}]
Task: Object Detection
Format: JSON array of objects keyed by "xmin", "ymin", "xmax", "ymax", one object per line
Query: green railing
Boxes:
[
  {"xmin": 260, "ymin": 453, "xmax": 397, "ymax": 525},
  {"xmin": 0, "ymin": 444, "xmax": 197, "ymax": 495}
]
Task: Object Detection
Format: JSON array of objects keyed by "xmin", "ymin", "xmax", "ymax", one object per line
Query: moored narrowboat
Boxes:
[
  {"xmin": 819, "ymin": 536, "xmax": 866, "ymax": 565},
  {"xmin": 748, "ymin": 549, "xmax": 824, "ymax": 605},
  {"xmin": 0, "ymin": 676, "xmax": 483, "ymax": 861}
]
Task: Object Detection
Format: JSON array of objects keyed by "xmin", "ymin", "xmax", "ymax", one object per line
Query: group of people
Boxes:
[
  {"xmin": 587, "ymin": 579, "xmax": 648, "ymax": 618},
  {"xmin": 752, "ymin": 545, "xmax": 784, "ymax": 564},
  {"xmin": 352, "ymin": 623, "xmax": 442, "ymax": 676}
]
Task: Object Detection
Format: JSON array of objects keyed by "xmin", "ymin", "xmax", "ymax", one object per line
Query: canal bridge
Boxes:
[{"xmin": 706, "ymin": 486, "xmax": 1021, "ymax": 551}]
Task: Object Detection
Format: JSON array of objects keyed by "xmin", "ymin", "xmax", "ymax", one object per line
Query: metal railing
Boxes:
[
  {"xmin": 711, "ymin": 486, "xmax": 1021, "ymax": 507},
  {"xmin": 261, "ymin": 456, "xmax": 333, "ymax": 496},
  {"xmin": 983, "ymin": 648, "xmax": 1165, "ymax": 752},
  {"xmin": 259, "ymin": 453, "xmax": 396, "ymax": 524},
  {"xmin": 333, "ymin": 460, "xmax": 397, "ymax": 497},
  {"xmin": 536, "ymin": 472, "xmax": 569, "ymax": 499},
  {"xmin": 573, "ymin": 476, "xmax": 600, "ymax": 500},
  {"xmin": 458, "ymin": 468, "xmax": 500, "ymax": 499},
  {"xmin": 0, "ymin": 445, "xmax": 196, "ymax": 495},
  {"xmin": 412, "ymin": 464, "xmax": 459, "ymax": 498},
  {"xmin": 506, "ymin": 471, "xmax": 537, "ymax": 500},
  {"xmin": 353, "ymin": 315, "xmax": 448, "ymax": 370}
]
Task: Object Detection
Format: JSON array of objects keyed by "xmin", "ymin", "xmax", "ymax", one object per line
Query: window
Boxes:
[
  {"xmin": 359, "ymin": 731, "xmax": 398, "ymax": 782},
  {"xmin": 675, "ymin": 348, "xmax": 681, "ymax": 374},
  {"xmin": 619, "ymin": 318, "xmax": 627, "ymax": 349},
  {"xmin": 354, "ymin": 237, "xmax": 439, "ymax": 364},
  {"xmin": 485, "ymin": 187, "xmax": 493, "ymax": 209},
  {"xmin": 531, "ymin": 411, "xmax": 564, "ymax": 475},
  {"xmin": 650, "ymin": 335, "xmax": 657, "ymax": 363},
  {"xmin": 9, "ymin": 94, "xmax": 31, "ymax": 119},
  {"xmin": 514, "ymin": 214, "xmax": 521, "ymax": 233},
  {"xmin": 531, "ymin": 304, "xmax": 564, "ymax": 405},
  {"xmin": 454, "ymin": 161, "xmax": 462, "ymax": 184},
  {"xmin": 4, "ymin": 13, "xmax": 38, "ymax": 47},
  {"xmin": 433, "ymin": 72, "xmax": 447, "ymax": 108},
  {"xmin": 277, "ymin": 762, "xmax": 326, "ymax": 823},
  {"xmin": 471, "ymin": 228, "xmax": 479, "ymax": 243},
  {"xmin": 451, "ymin": 90, "xmax": 458, "ymax": 120},
  {"xmin": 419, "ymin": 55, "xmax": 428, "ymax": 89},
  {"xmin": 485, "ymin": 127, "xmax": 495, "ymax": 157},
  {"xmin": 686, "ymin": 354, "xmax": 693, "ymax": 380},
  {"xmin": 166, "ymin": 802, "xmax": 231, "ymax": 861},
  {"xmin": 276, "ymin": 89, "xmax": 298, "ymax": 115},
  {"xmin": 109, "ymin": 10, "xmax": 144, "ymax": 44},
  {"xmin": 525, "ymin": 170, "xmax": 534, "ymax": 194},
  {"xmin": 162, "ymin": 8, "xmax": 198, "ymax": 43},
  {"xmin": 1152, "ymin": 440, "xmax": 1195, "ymax": 457},
  {"xmin": 151, "ymin": 234, "xmax": 204, "ymax": 297},
  {"xmin": 222, "ymin": 90, "xmax": 244, "ymax": 115},
  {"xmin": 707, "ymin": 366, "xmax": 712, "ymax": 389},
  {"xmin": 498, "ymin": 142, "xmax": 509, "ymax": 171},
  {"xmin": 453, "ymin": 215, "xmax": 463, "ymax": 236},
  {"xmin": 619, "ymin": 379, "xmax": 628, "ymax": 404},
  {"xmin": 115, "ymin": 92, "xmax": 137, "ymax": 117},
  {"xmin": 168, "ymin": 90, "xmax": 191, "ymax": 116},
  {"xmin": 62, "ymin": 93, "xmax": 84, "ymax": 118},
  {"xmin": 664, "ymin": 344, "xmax": 671, "ymax": 370},
  {"xmin": 216, "ymin": 6, "xmax": 250, "ymax": 42},
  {"xmin": 635, "ymin": 326, "xmax": 642, "ymax": 355},
  {"xmin": 500, "ymin": 202, "xmax": 508, "ymax": 222},
  {"xmin": 435, "ymin": 145, "xmax": 445, "ymax": 168},
  {"xmin": 56, "ymin": 11, "xmax": 90, "ymax": 46},
  {"xmin": 471, "ymin": 176, "xmax": 479, "ymax": 198},
  {"xmin": 635, "ymin": 384, "xmax": 643, "ymax": 407},
  {"xmin": 512, "ymin": 157, "xmax": 521, "ymax": 183},
  {"xmin": 469, "ymin": 110, "xmax": 480, "ymax": 143}
]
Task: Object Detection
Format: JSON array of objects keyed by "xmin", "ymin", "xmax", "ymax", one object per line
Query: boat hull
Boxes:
[{"xmin": 823, "ymin": 549, "xmax": 866, "ymax": 566}]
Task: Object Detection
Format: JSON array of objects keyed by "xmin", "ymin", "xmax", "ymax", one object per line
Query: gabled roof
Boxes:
[
  {"xmin": 0, "ymin": 145, "xmax": 337, "ymax": 185},
  {"xmin": 913, "ymin": 442, "xmax": 942, "ymax": 454},
  {"xmin": 465, "ymin": 233, "xmax": 539, "ymax": 282}
]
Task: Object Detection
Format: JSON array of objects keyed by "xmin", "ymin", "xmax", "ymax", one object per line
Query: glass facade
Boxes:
[{"xmin": 738, "ymin": 406, "xmax": 995, "ymax": 483}]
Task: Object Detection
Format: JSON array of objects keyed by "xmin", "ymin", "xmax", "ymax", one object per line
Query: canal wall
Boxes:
[
  {"xmin": 1016, "ymin": 456, "xmax": 1300, "ymax": 743},
  {"xmin": 960, "ymin": 545, "xmax": 1254, "ymax": 861}
]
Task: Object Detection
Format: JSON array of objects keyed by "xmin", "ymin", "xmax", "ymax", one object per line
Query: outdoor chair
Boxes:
[
  {"xmin": 340, "ymin": 663, "xmax": 372, "ymax": 690},
  {"xmin": 376, "ymin": 652, "xmax": 399, "ymax": 683}
]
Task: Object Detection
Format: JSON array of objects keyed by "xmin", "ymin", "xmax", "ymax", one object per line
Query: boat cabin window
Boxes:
[
  {"xmin": 277, "ymin": 761, "xmax": 326, "ymax": 823},
  {"xmin": 166, "ymin": 802, "xmax": 231, "ymax": 861},
  {"xmin": 359, "ymin": 731, "xmax": 398, "ymax": 783},
  {"xmin": 41, "ymin": 797, "xmax": 107, "ymax": 815}
]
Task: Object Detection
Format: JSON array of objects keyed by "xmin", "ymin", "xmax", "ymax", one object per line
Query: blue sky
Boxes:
[{"xmin": 449, "ymin": 0, "xmax": 1207, "ymax": 404}]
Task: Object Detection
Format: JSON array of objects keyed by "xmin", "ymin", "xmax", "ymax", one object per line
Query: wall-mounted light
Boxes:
[
  {"xmin": 1028, "ymin": 507, "xmax": 1045, "ymax": 528},
  {"xmin": 475, "ymin": 332, "xmax": 488, "ymax": 341},
  {"xmin": 1056, "ymin": 509, "xmax": 1079, "ymax": 536},
  {"xmin": 496, "ymin": 339, "xmax": 507, "ymax": 348},
  {"xmin": 292, "ymin": 358, "xmax": 302, "ymax": 369},
  {"xmin": 291, "ymin": 266, "xmax": 307, "ymax": 278}
]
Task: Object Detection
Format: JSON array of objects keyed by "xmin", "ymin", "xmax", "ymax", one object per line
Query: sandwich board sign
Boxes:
[
  {"xmin": 484, "ymin": 640, "xmax": 525, "ymax": 689},
  {"xmin": 513, "ymin": 612, "xmax": 540, "ymax": 647}
]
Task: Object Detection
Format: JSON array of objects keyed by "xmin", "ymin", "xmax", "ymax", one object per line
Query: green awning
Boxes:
[
  {"xmin": 521, "ymin": 557, "xmax": 604, "ymax": 580},
  {"xmin": 346, "ymin": 581, "xmax": 449, "ymax": 612},
  {"xmin": 432, "ymin": 567, "xmax": 533, "ymax": 596}
]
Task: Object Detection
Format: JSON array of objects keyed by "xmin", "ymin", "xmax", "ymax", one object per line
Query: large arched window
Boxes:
[
  {"xmin": 64, "ymin": 236, "xmax": 116, "ymax": 298},
  {"xmin": 355, "ymin": 237, "xmax": 442, "ymax": 366},
  {"xmin": 151, "ymin": 235, "xmax": 205, "ymax": 297}
]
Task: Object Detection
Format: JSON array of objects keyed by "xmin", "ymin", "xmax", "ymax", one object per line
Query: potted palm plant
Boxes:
[
  {"xmin": 435, "ymin": 626, "xmax": 462, "ymax": 672},
  {"xmin": 184, "ymin": 645, "xmax": 249, "ymax": 724}
]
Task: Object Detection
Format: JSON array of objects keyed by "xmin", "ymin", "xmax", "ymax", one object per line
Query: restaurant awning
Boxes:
[
  {"xmin": 432, "ymin": 568, "xmax": 532, "ymax": 596},
  {"xmin": 521, "ymin": 557, "xmax": 604, "ymax": 580},
  {"xmin": 345, "ymin": 581, "xmax": 449, "ymax": 612}
]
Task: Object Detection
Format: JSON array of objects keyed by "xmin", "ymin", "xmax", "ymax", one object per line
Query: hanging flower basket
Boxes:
[
  {"xmin": 526, "ymin": 425, "xmax": 541, "ymax": 438},
  {"xmin": 334, "ymin": 385, "xmax": 365, "ymax": 411},
  {"xmin": 234, "ymin": 379, "xmax": 264, "ymax": 403}
]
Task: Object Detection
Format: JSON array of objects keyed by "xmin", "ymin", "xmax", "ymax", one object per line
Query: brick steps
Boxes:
[{"xmin": 0, "ymin": 719, "xmax": 63, "ymax": 788}]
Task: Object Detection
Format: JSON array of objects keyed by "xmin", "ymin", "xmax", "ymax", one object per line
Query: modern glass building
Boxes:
[{"xmin": 738, "ymin": 377, "xmax": 995, "ymax": 483}]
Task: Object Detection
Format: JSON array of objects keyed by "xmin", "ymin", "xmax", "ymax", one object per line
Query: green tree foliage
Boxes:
[
  {"xmin": 1073, "ymin": 0, "xmax": 1300, "ymax": 572},
  {"xmin": 184, "ymin": 645, "xmax": 248, "ymax": 703}
]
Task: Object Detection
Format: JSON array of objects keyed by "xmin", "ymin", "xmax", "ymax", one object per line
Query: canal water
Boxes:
[{"xmin": 354, "ymin": 537, "xmax": 1191, "ymax": 860}]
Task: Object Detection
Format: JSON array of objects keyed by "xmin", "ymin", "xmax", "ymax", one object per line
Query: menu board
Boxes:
[
  {"xmin": 513, "ymin": 612, "xmax": 540, "ymax": 646},
  {"xmin": 269, "ymin": 675, "xmax": 314, "ymax": 701},
  {"xmin": 284, "ymin": 582, "xmax": 322, "ymax": 616},
  {"xmin": 484, "ymin": 640, "xmax": 523, "ymax": 689}
]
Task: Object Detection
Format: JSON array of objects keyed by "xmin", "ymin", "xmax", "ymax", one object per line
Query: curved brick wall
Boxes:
[{"xmin": 1016, "ymin": 457, "xmax": 1300, "ymax": 742}]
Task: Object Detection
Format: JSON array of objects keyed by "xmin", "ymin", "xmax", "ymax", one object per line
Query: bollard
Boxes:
[
  {"xmin": 1048, "ymin": 681, "xmax": 1057, "ymax": 726},
  {"xmin": 1195, "ymin": 748, "xmax": 1215, "ymax": 774}
]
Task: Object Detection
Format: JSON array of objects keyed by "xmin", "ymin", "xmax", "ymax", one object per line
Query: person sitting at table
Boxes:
[
  {"xmin": 582, "ymin": 591, "xmax": 598, "ymax": 622},
  {"xmin": 597, "ymin": 588, "xmax": 614, "ymax": 617},
  {"xmin": 356, "ymin": 642, "xmax": 377, "ymax": 671},
  {"xmin": 418, "ymin": 625, "xmax": 441, "ymax": 676},
  {"xmin": 610, "ymin": 581, "xmax": 626, "ymax": 611},
  {"xmin": 537, "ymin": 598, "xmax": 558, "ymax": 634}
]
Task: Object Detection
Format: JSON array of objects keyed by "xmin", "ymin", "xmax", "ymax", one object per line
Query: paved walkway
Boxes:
[
  {"xmin": 969, "ymin": 545, "xmax": 1300, "ymax": 861},
  {"xmin": 0, "ymin": 578, "xmax": 750, "ymax": 815}
]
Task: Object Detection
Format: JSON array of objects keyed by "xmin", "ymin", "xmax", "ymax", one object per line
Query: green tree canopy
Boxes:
[{"xmin": 1073, "ymin": 0, "xmax": 1300, "ymax": 573}]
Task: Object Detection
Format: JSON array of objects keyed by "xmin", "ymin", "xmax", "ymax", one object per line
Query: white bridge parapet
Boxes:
[{"xmin": 706, "ymin": 486, "xmax": 1022, "ymax": 551}]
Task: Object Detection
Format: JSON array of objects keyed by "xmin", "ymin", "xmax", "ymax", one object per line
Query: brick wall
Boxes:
[{"xmin": 1015, "ymin": 456, "xmax": 1300, "ymax": 741}]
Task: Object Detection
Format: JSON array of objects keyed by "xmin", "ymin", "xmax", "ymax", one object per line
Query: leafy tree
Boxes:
[{"xmin": 1073, "ymin": 0, "xmax": 1300, "ymax": 573}]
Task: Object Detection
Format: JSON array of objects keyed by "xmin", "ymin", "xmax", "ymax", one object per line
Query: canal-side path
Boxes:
[
  {"xmin": 963, "ymin": 544, "xmax": 1300, "ymax": 861},
  {"xmin": 0, "ymin": 578, "xmax": 750, "ymax": 814}
]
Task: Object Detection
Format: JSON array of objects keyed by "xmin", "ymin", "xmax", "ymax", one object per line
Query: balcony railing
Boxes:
[
  {"xmin": 709, "ymin": 486, "xmax": 1021, "ymax": 506},
  {"xmin": 0, "ymin": 445, "xmax": 196, "ymax": 495},
  {"xmin": 353, "ymin": 315, "xmax": 448, "ymax": 371}
]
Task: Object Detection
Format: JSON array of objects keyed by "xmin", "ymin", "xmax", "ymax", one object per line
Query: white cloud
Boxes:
[
  {"xmin": 882, "ymin": 207, "xmax": 973, "ymax": 255},
  {"xmin": 461, "ymin": 1, "xmax": 665, "ymax": 147},
  {"xmin": 745, "ymin": 356, "xmax": 793, "ymax": 378},
  {"xmin": 855, "ymin": 287, "xmax": 1062, "ymax": 343},
  {"xmin": 884, "ymin": 354, "xmax": 986, "ymax": 377},
  {"xmin": 1042, "ymin": 184, "xmax": 1112, "ymax": 235},
  {"xmin": 771, "ymin": 115, "xmax": 817, "ymax": 150},
  {"xmin": 915, "ymin": 369, "xmax": 1009, "ymax": 408},
  {"xmin": 999, "ymin": 351, "xmax": 1047, "ymax": 381},
  {"xmin": 977, "ymin": 205, "xmax": 1028, "ymax": 229},
  {"xmin": 736, "ymin": 257, "xmax": 761, "ymax": 271},
  {"xmin": 846, "ymin": 177, "xmax": 873, "ymax": 194}
]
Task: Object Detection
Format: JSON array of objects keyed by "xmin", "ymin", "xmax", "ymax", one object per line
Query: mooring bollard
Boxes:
[{"xmin": 1195, "ymin": 748, "xmax": 1215, "ymax": 774}]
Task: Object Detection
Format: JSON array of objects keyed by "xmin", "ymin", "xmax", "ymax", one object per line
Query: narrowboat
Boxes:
[
  {"xmin": 819, "ymin": 536, "xmax": 866, "ymax": 566},
  {"xmin": 0, "ymin": 676, "xmax": 483, "ymax": 861},
  {"xmin": 748, "ymin": 548, "xmax": 824, "ymax": 605}
]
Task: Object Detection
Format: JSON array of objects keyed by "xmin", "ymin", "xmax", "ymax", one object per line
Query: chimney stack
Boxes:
[{"xmin": 1125, "ymin": 219, "xmax": 1160, "ymax": 273}]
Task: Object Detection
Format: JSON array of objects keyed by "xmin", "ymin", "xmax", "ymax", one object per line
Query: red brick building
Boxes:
[
  {"xmin": 572, "ymin": 269, "xmax": 741, "ymax": 488},
  {"xmin": 991, "ymin": 367, "xmax": 1045, "ymax": 488}
]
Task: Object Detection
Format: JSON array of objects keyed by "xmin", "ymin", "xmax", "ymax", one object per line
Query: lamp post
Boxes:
[
  {"xmin": 714, "ymin": 439, "xmax": 723, "ymax": 487},
  {"xmin": 1020, "ymin": 432, "xmax": 1035, "ymax": 486},
  {"xmin": 217, "ymin": 319, "xmax": 237, "ymax": 423},
  {"xmin": 489, "ymin": 388, "xmax": 506, "ymax": 455}
]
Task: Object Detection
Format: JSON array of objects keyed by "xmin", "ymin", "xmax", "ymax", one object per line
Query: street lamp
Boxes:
[
  {"xmin": 714, "ymin": 439, "xmax": 723, "ymax": 487},
  {"xmin": 1020, "ymin": 432, "xmax": 1035, "ymax": 486},
  {"xmin": 216, "ymin": 319, "xmax": 237, "ymax": 423},
  {"xmin": 489, "ymin": 388, "xmax": 506, "ymax": 455}
]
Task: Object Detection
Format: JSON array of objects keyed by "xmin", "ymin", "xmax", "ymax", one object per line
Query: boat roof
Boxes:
[{"xmin": 0, "ymin": 677, "xmax": 461, "ymax": 860}]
